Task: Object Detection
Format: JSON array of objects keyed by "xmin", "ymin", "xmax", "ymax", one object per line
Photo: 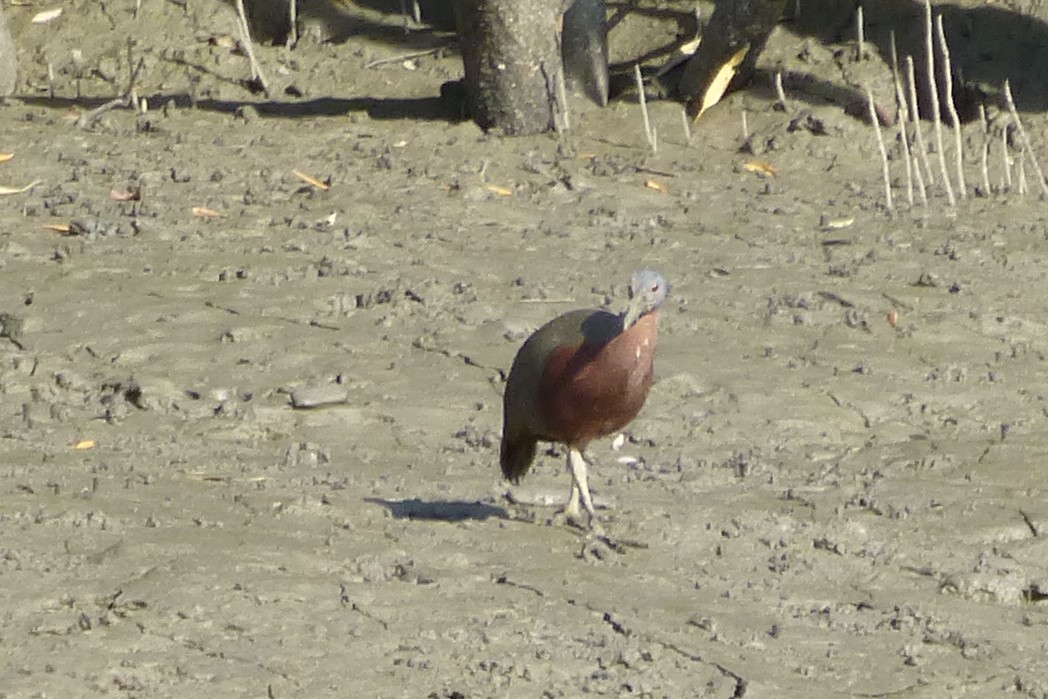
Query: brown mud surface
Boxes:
[{"xmin": 3, "ymin": 1, "xmax": 1048, "ymax": 696}]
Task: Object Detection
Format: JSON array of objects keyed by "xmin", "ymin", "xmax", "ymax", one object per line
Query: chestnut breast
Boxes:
[{"xmin": 538, "ymin": 310, "xmax": 659, "ymax": 448}]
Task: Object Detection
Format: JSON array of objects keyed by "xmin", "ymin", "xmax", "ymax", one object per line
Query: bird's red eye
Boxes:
[{"xmin": 650, "ymin": 283, "xmax": 659, "ymax": 292}]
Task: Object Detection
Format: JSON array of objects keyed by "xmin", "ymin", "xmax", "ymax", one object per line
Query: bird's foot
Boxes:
[
  {"xmin": 550, "ymin": 503, "xmax": 590, "ymax": 530},
  {"xmin": 578, "ymin": 521, "xmax": 649, "ymax": 560},
  {"xmin": 579, "ymin": 526, "xmax": 626, "ymax": 560}
]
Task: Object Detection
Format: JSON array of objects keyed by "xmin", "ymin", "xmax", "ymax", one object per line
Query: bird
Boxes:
[{"xmin": 500, "ymin": 270, "xmax": 669, "ymax": 528}]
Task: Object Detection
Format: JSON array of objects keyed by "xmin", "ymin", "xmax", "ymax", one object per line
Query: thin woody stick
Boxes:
[
  {"xmin": 1003, "ymin": 79, "xmax": 1048, "ymax": 199},
  {"xmin": 551, "ymin": 46, "xmax": 571, "ymax": 134},
  {"xmin": 634, "ymin": 64, "xmax": 656, "ymax": 153},
  {"xmin": 977, "ymin": 104, "xmax": 991, "ymax": 196},
  {"xmin": 889, "ymin": 31, "xmax": 915, "ymax": 206},
  {"xmin": 1002, "ymin": 127, "xmax": 1012, "ymax": 191},
  {"xmin": 855, "ymin": 6, "xmax": 866, "ymax": 61},
  {"xmin": 923, "ymin": 0, "xmax": 954, "ymax": 205},
  {"xmin": 773, "ymin": 71, "xmax": 788, "ymax": 110},
  {"xmin": 935, "ymin": 14, "xmax": 966, "ymax": 198},
  {"xmin": 912, "ymin": 134, "xmax": 929, "ymax": 206},
  {"xmin": 866, "ymin": 85, "xmax": 894, "ymax": 211},
  {"xmin": 894, "ymin": 86, "xmax": 916, "ymax": 207},
  {"xmin": 234, "ymin": 0, "xmax": 270, "ymax": 96},
  {"xmin": 288, "ymin": 0, "xmax": 298, "ymax": 48},
  {"xmin": 75, "ymin": 40, "xmax": 146, "ymax": 128},
  {"xmin": 1018, "ymin": 150, "xmax": 1028, "ymax": 197},
  {"xmin": 905, "ymin": 56, "xmax": 935, "ymax": 188}
]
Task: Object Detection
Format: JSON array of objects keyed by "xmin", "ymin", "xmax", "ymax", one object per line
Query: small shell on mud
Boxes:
[
  {"xmin": 820, "ymin": 215, "xmax": 855, "ymax": 230},
  {"xmin": 290, "ymin": 385, "xmax": 350, "ymax": 409},
  {"xmin": 32, "ymin": 8, "xmax": 63, "ymax": 24}
]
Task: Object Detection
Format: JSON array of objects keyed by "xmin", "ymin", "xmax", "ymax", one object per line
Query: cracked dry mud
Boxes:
[{"xmin": 2, "ymin": 1, "xmax": 1048, "ymax": 697}]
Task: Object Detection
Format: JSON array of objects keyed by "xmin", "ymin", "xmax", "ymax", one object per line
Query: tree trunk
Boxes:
[
  {"xmin": 455, "ymin": 0, "xmax": 568, "ymax": 135},
  {"xmin": 0, "ymin": 3, "xmax": 16, "ymax": 96},
  {"xmin": 677, "ymin": 0, "xmax": 786, "ymax": 110},
  {"xmin": 562, "ymin": 0, "xmax": 608, "ymax": 107},
  {"xmin": 242, "ymin": 0, "xmax": 292, "ymax": 44}
]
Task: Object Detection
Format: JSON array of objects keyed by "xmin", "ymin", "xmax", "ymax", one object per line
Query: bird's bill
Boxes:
[{"xmin": 622, "ymin": 293, "xmax": 646, "ymax": 330}]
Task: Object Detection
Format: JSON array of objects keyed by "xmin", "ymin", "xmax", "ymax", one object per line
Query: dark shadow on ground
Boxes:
[
  {"xmin": 783, "ymin": 0, "xmax": 1048, "ymax": 117},
  {"xmin": 233, "ymin": 0, "xmax": 456, "ymax": 47},
  {"xmin": 621, "ymin": 0, "xmax": 1048, "ymax": 120},
  {"xmin": 11, "ymin": 0, "xmax": 1048, "ymax": 128},
  {"xmin": 14, "ymin": 92, "xmax": 463, "ymax": 123},
  {"xmin": 365, "ymin": 497, "xmax": 508, "ymax": 521},
  {"xmin": 770, "ymin": 0, "xmax": 1048, "ymax": 117}
]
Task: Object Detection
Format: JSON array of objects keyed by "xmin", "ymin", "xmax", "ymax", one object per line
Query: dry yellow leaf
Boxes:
[
  {"xmin": 192, "ymin": 206, "xmax": 224, "ymax": 218},
  {"xmin": 293, "ymin": 169, "xmax": 330, "ymax": 191},
  {"xmin": 73, "ymin": 439, "xmax": 96, "ymax": 450},
  {"xmin": 644, "ymin": 179, "xmax": 668, "ymax": 193},
  {"xmin": 0, "ymin": 179, "xmax": 42, "ymax": 195},
  {"xmin": 693, "ymin": 45, "xmax": 749, "ymax": 122},
  {"xmin": 486, "ymin": 185, "xmax": 513, "ymax": 197},
  {"xmin": 743, "ymin": 161, "xmax": 777, "ymax": 177}
]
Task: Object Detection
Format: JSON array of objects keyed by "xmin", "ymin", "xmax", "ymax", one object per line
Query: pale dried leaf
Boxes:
[
  {"xmin": 293, "ymin": 169, "xmax": 330, "ymax": 191},
  {"xmin": 694, "ymin": 45, "xmax": 749, "ymax": 122}
]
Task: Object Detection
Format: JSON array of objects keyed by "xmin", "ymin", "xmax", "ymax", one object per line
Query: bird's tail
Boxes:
[{"xmin": 500, "ymin": 433, "xmax": 537, "ymax": 483}]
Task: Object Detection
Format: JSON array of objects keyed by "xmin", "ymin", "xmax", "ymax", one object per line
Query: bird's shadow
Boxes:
[{"xmin": 365, "ymin": 497, "xmax": 507, "ymax": 522}]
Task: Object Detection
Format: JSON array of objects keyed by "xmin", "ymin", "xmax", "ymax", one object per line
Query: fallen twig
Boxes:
[
  {"xmin": 364, "ymin": 48, "xmax": 443, "ymax": 69},
  {"xmin": 75, "ymin": 97, "xmax": 132, "ymax": 128},
  {"xmin": 75, "ymin": 39, "xmax": 146, "ymax": 128}
]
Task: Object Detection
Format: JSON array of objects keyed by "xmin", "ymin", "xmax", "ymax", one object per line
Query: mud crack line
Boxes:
[
  {"xmin": 579, "ymin": 599, "xmax": 748, "ymax": 697},
  {"xmin": 496, "ymin": 573, "xmax": 749, "ymax": 698}
]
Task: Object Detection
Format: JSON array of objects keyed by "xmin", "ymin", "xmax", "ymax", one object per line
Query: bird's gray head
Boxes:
[{"xmin": 623, "ymin": 270, "xmax": 669, "ymax": 330}]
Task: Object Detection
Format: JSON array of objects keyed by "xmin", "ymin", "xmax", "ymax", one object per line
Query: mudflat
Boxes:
[{"xmin": 2, "ymin": 1, "xmax": 1048, "ymax": 696}]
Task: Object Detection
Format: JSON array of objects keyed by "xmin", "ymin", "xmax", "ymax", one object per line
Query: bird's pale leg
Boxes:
[
  {"xmin": 567, "ymin": 447, "xmax": 599, "ymax": 527},
  {"xmin": 563, "ymin": 456, "xmax": 582, "ymax": 522}
]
